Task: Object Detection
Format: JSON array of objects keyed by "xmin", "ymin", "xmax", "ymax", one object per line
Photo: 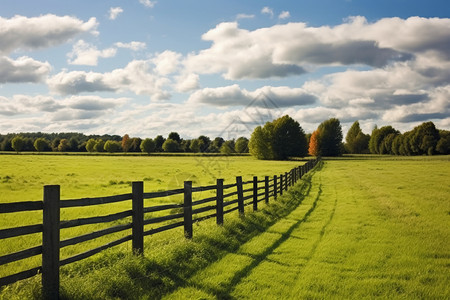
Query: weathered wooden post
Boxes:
[
  {"xmin": 265, "ymin": 176, "xmax": 269, "ymax": 204},
  {"xmin": 216, "ymin": 179, "xmax": 224, "ymax": 226},
  {"xmin": 132, "ymin": 181, "xmax": 144, "ymax": 255},
  {"xmin": 42, "ymin": 185, "xmax": 60, "ymax": 300},
  {"xmin": 236, "ymin": 176, "xmax": 244, "ymax": 215},
  {"xmin": 274, "ymin": 175, "xmax": 278, "ymax": 200},
  {"xmin": 184, "ymin": 181, "xmax": 193, "ymax": 239},
  {"xmin": 279, "ymin": 174, "xmax": 283, "ymax": 196},
  {"xmin": 253, "ymin": 176, "xmax": 258, "ymax": 211},
  {"xmin": 285, "ymin": 172, "xmax": 288, "ymax": 190}
]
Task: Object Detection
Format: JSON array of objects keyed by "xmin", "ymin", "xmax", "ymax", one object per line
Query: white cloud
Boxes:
[
  {"xmin": 187, "ymin": 84, "xmax": 317, "ymax": 107},
  {"xmin": 0, "ymin": 14, "xmax": 98, "ymax": 55},
  {"xmin": 139, "ymin": 0, "xmax": 156, "ymax": 8},
  {"xmin": 278, "ymin": 11, "xmax": 290, "ymax": 20},
  {"xmin": 67, "ymin": 40, "xmax": 117, "ymax": 66},
  {"xmin": 48, "ymin": 59, "xmax": 172, "ymax": 100},
  {"xmin": 109, "ymin": 7, "xmax": 123, "ymax": 20},
  {"xmin": 175, "ymin": 73, "xmax": 199, "ymax": 92},
  {"xmin": 236, "ymin": 14, "xmax": 255, "ymax": 20},
  {"xmin": 114, "ymin": 41, "xmax": 146, "ymax": 51},
  {"xmin": 0, "ymin": 56, "xmax": 51, "ymax": 83},
  {"xmin": 152, "ymin": 50, "xmax": 181, "ymax": 75},
  {"xmin": 261, "ymin": 7, "xmax": 274, "ymax": 18}
]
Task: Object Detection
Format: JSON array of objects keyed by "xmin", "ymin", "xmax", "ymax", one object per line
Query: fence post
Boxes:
[
  {"xmin": 216, "ymin": 179, "xmax": 224, "ymax": 226},
  {"xmin": 274, "ymin": 175, "xmax": 278, "ymax": 200},
  {"xmin": 285, "ymin": 172, "xmax": 288, "ymax": 190},
  {"xmin": 253, "ymin": 176, "xmax": 258, "ymax": 211},
  {"xmin": 42, "ymin": 185, "xmax": 60, "ymax": 300},
  {"xmin": 279, "ymin": 174, "xmax": 283, "ymax": 196},
  {"xmin": 184, "ymin": 181, "xmax": 193, "ymax": 239},
  {"xmin": 236, "ymin": 176, "xmax": 244, "ymax": 215},
  {"xmin": 265, "ymin": 176, "xmax": 269, "ymax": 204},
  {"xmin": 132, "ymin": 181, "xmax": 144, "ymax": 255}
]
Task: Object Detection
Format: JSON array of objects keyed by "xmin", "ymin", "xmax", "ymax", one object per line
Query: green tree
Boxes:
[
  {"xmin": 345, "ymin": 121, "xmax": 370, "ymax": 154},
  {"xmin": 168, "ymin": 132, "xmax": 181, "ymax": 144},
  {"xmin": 190, "ymin": 139, "xmax": 202, "ymax": 153},
  {"xmin": 34, "ymin": 138, "xmax": 50, "ymax": 152},
  {"xmin": 86, "ymin": 138, "xmax": 96, "ymax": 153},
  {"xmin": 317, "ymin": 118, "xmax": 343, "ymax": 156},
  {"xmin": 197, "ymin": 135, "xmax": 211, "ymax": 152},
  {"xmin": 154, "ymin": 135, "xmax": 165, "ymax": 152},
  {"xmin": 58, "ymin": 139, "xmax": 70, "ymax": 152},
  {"xmin": 234, "ymin": 137, "xmax": 249, "ymax": 153},
  {"xmin": 369, "ymin": 126, "xmax": 398, "ymax": 154},
  {"xmin": 162, "ymin": 138, "xmax": 180, "ymax": 152},
  {"xmin": 104, "ymin": 140, "xmax": 122, "ymax": 153},
  {"xmin": 69, "ymin": 137, "xmax": 79, "ymax": 152},
  {"xmin": 130, "ymin": 138, "xmax": 142, "ymax": 152},
  {"xmin": 140, "ymin": 138, "xmax": 156, "ymax": 154},
  {"xmin": 94, "ymin": 139, "xmax": 105, "ymax": 152},
  {"xmin": 436, "ymin": 130, "xmax": 450, "ymax": 154},
  {"xmin": 220, "ymin": 140, "xmax": 235, "ymax": 155},
  {"xmin": 249, "ymin": 115, "xmax": 307, "ymax": 160},
  {"xmin": 11, "ymin": 136, "xmax": 24, "ymax": 152},
  {"xmin": 51, "ymin": 138, "xmax": 61, "ymax": 152}
]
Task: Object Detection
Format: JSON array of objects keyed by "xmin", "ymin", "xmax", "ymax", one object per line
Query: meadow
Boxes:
[{"xmin": 1, "ymin": 155, "xmax": 449, "ymax": 299}]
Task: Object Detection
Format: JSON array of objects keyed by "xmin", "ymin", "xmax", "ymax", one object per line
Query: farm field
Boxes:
[
  {"xmin": 1, "ymin": 155, "xmax": 450, "ymax": 299},
  {"xmin": 164, "ymin": 156, "xmax": 450, "ymax": 299},
  {"xmin": 0, "ymin": 154, "xmax": 305, "ymax": 283}
]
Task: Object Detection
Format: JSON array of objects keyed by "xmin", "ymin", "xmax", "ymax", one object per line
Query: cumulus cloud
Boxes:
[
  {"xmin": 184, "ymin": 17, "xmax": 450, "ymax": 81},
  {"xmin": 278, "ymin": 11, "xmax": 290, "ymax": 20},
  {"xmin": 261, "ymin": 7, "xmax": 274, "ymax": 18},
  {"xmin": 48, "ymin": 59, "xmax": 173, "ymax": 99},
  {"xmin": 175, "ymin": 73, "xmax": 199, "ymax": 92},
  {"xmin": 67, "ymin": 40, "xmax": 117, "ymax": 66},
  {"xmin": 0, "ymin": 56, "xmax": 51, "ymax": 83},
  {"xmin": 0, "ymin": 14, "xmax": 98, "ymax": 55},
  {"xmin": 114, "ymin": 41, "xmax": 146, "ymax": 51},
  {"xmin": 152, "ymin": 50, "xmax": 181, "ymax": 75},
  {"xmin": 139, "ymin": 0, "xmax": 156, "ymax": 8},
  {"xmin": 109, "ymin": 7, "xmax": 123, "ymax": 20},
  {"xmin": 188, "ymin": 84, "xmax": 317, "ymax": 107}
]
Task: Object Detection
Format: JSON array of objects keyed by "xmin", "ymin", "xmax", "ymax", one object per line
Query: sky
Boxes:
[{"xmin": 0, "ymin": 0, "xmax": 449, "ymax": 139}]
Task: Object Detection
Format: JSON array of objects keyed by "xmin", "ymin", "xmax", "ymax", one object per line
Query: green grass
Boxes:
[
  {"xmin": 0, "ymin": 155, "xmax": 305, "ymax": 283},
  {"xmin": 1, "ymin": 155, "xmax": 449, "ymax": 299}
]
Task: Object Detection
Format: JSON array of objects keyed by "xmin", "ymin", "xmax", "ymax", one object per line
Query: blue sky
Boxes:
[{"xmin": 0, "ymin": 0, "xmax": 449, "ymax": 139}]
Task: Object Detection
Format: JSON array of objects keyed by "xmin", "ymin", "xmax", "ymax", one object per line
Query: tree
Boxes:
[
  {"xmin": 249, "ymin": 115, "xmax": 307, "ymax": 160},
  {"xmin": 121, "ymin": 134, "xmax": 132, "ymax": 153},
  {"xmin": 162, "ymin": 138, "xmax": 180, "ymax": 152},
  {"xmin": 69, "ymin": 137, "xmax": 79, "ymax": 152},
  {"xmin": 369, "ymin": 126, "xmax": 398, "ymax": 154},
  {"xmin": 308, "ymin": 130, "xmax": 321, "ymax": 156},
  {"xmin": 11, "ymin": 136, "xmax": 24, "ymax": 152},
  {"xmin": 345, "ymin": 121, "xmax": 369, "ymax": 154},
  {"xmin": 34, "ymin": 138, "xmax": 50, "ymax": 152},
  {"xmin": 104, "ymin": 140, "xmax": 122, "ymax": 153},
  {"xmin": 220, "ymin": 140, "xmax": 235, "ymax": 155},
  {"xmin": 140, "ymin": 138, "xmax": 156, "ymax": 154},
  {"xmin": 168, "ymin": 132, "xmax": 181, "ymax": 144},
  {"xmin": 86, "ymin": 138, "xmax": 96, "ymax": 153},
  {"xmin": 94, "ymin": 139, "xmax": 105, "ymax": 152},
  {"xmin": 130, "ymin": 138, "xmax": 142, "ymax": 152},
  {"xmin": 197, "ymin": 135, "xmax": 211, "ymax": 152},
  {"xmin": 51, "ymin": 138, "xmax": 61, "ymax": 152},
  {"xmin": 316, "ymin": 118, "xmax": 343, "ymax": 156},
  {"xmin": 58, "ymin": 139, "xmax": 70, "ymax": 152},
  {"xmin": 190, "ymin": 139, "xmax": 202, "ymax": 153},
  {"xmin": 235, "ymin": 137, "xmax": 249, "ymax": 153},
  {"xmin": 154, "ymin": 135, "xmax": 165, "ymax": 152},
  {"xmin": 209, "ymin": 137, "xmax": 224, "ymax": 153},
  {"xmin": 437, "ymin": 130, "xmax": 450, "ymax": 154}
]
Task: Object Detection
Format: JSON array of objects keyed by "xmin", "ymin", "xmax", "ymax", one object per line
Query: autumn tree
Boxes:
[
  {"xmin": 308, "ymin": 129, "xmax": 321, "ymax": 156},
  {"xmin": 121, "ymin": 134, "xmax": 132, "ymax": 153}
]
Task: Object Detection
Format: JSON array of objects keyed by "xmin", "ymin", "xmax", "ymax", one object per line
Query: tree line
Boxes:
[
  {"xmin": 0, "ymin": 131, "xmax": 250, "ymax": 155},
  {"xmin": 248, "ymin": 116, "xmax": 449, "ymax": 159},
  {"xmin": 1, "ymin": 117, "xmax": 448, "ymax": 158}
]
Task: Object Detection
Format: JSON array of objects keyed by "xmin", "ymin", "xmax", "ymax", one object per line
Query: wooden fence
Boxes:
[{"xmin": 0, "ymin": 158, "xmax": 319, "ymax": 299}]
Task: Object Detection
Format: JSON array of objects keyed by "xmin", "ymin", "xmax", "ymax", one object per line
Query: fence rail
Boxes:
[{"xmin": 0, "ymin": 158, "xmax": 319, "ymax": 298}]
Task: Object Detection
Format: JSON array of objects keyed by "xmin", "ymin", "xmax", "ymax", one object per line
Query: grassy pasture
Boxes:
[
  {"xmin": 1, "ymin": 155, "xmax": 449, "ymax": 299},
  {"xmin": 0, "ymin": 154, "xmax": 303, "ymax": 281}
]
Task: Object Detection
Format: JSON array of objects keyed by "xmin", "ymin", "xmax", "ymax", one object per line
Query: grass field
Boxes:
[
  {"xmin": 0, "ymin": 154, "xmax": 305, "ymax": 283},
  {"xmin": 1, "ymin": 155, "xmax": 449, "ymax": 299}
]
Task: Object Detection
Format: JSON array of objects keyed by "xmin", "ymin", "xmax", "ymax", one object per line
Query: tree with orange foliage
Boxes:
[
  {"xmin": 121, "ymin": 134, "xmax": 132, "ymax": 153},
  {"xmin": 308, "ymin": 129, "xmax": 321, "ymax": 156}
]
